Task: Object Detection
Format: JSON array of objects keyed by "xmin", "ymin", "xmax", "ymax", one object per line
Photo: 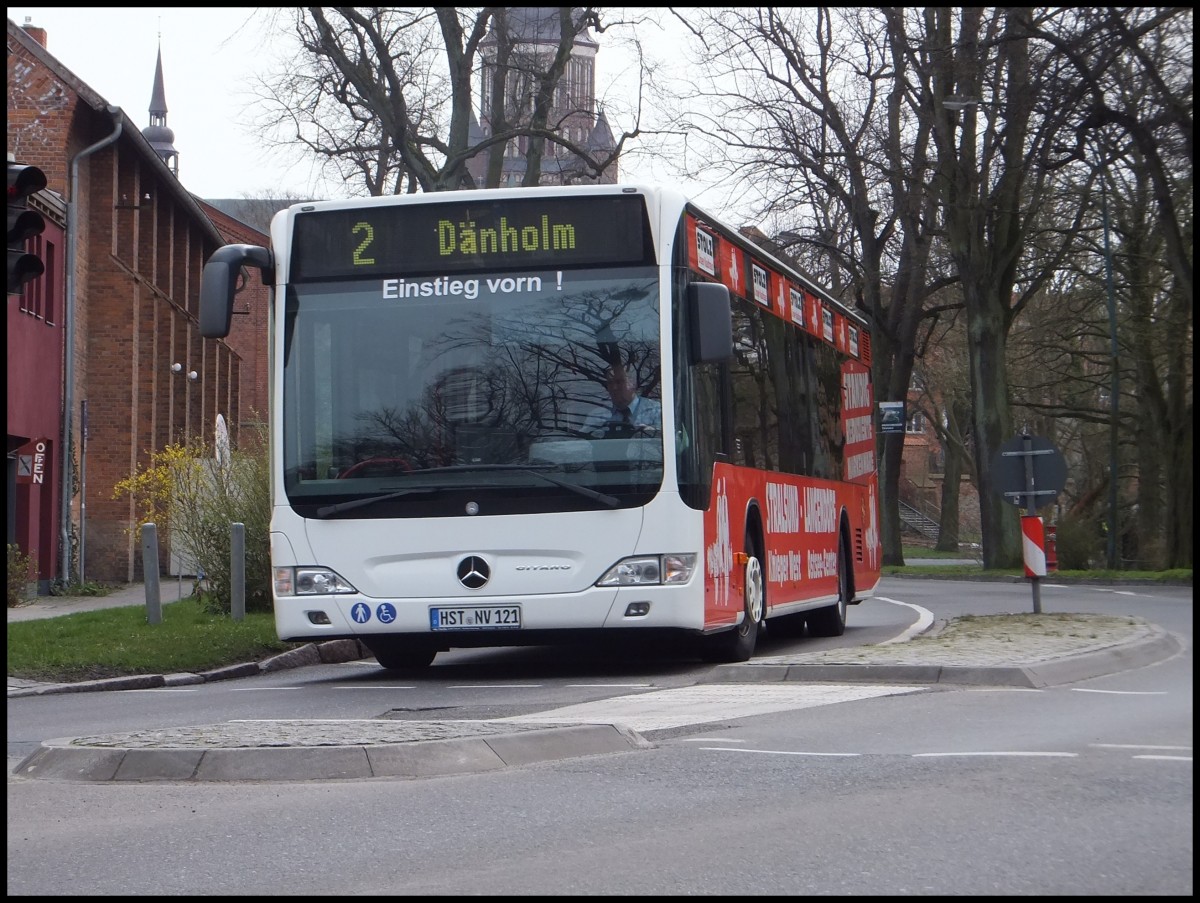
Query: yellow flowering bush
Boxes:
[
  {"xmin": 114, "ymin": 429, "xmax": 271, "ymax": 614},
  {"xmin": 7, "ymin": 544, "xmax": 36, "ymax": 607},
  {"xmin": 112, "ymin": 443, "xmax": 195, "ymax": 534}
]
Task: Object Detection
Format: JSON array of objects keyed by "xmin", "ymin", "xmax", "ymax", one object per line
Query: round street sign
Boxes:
[{"xmin": 991, "ymin": 434, "xmax": 1067, "ymax": 508}]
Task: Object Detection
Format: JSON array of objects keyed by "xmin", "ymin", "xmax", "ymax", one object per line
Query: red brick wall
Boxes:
[
  {"xmin": 8, "ymin": 23, "xmax": 246, "ymax": 584},
  {"xmin": 198, "ymin": 202, "xmax": 271, "ymax": 444}
]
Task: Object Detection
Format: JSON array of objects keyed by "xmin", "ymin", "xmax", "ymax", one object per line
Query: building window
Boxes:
[
  {"xmin": 17, "ymin": 233, "xmax": 54, "ymax": 323},
  {"xmin": 906, "ymin": 411, "xmax": 925, "ymax": 433}
]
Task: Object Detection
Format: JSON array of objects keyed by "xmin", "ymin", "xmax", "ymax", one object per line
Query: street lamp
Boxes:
[
  {"xmin": 942, "ymin": 96, "xmax": 988, "ymax": 161},
  {"xmin": 943, "ymin": 96, "xmax": 981, "ymax": 113}
]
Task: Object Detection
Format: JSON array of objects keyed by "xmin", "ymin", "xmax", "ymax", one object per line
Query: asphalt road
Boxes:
[{"xmin": 6, "ymin": 576, "xmax": 1191, "ymax": 895}]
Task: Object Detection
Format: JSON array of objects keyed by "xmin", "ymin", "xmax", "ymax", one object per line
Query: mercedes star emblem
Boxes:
[{"xmin": 457, "ymin": 555, "xmax": 490, "ymax": 589}]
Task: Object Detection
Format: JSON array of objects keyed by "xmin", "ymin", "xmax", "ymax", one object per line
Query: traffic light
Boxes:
[{"xmin": 8, "ymin": 161, "xmax": 47, "ymax": 295}]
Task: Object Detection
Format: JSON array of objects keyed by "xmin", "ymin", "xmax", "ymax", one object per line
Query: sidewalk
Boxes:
[{"xmin": 7, "ymin": 580, "xmax": 190, "ymax": 623}]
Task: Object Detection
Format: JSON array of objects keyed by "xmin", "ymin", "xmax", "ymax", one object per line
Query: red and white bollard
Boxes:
[{"xmin": 1021, "ymin": 514, "xmax": 1047, "ymax": 578}]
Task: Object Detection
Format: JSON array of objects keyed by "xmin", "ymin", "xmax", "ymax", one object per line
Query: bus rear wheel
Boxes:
[
  {"xmin": 807, "ymin": 540, "xmax": 849, "ymax": 637},
  {"xmin": 701, "ymin": 537, "xmax": 765, "ymax": 663},
  {"xmin": 364, "ymin": 637, "xmax": 438, "ymax": 670}
]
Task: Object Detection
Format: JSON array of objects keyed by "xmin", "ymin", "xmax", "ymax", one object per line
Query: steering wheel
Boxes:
[
  {"xmin": 603, "ymin": 421, "xmax": 660, "ymax": 439},
  {"xmin": 602, "ymin": 420, "xmax": 638, "ymax": 439}
]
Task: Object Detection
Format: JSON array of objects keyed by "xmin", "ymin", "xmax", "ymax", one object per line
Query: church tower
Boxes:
[
  {"xmin": 469, "ymin": 8, "xmax": 618, "ymax": 187},
  {"xmin": 142, "ymin": 39, "xmax": 179, "ymax": 177}
]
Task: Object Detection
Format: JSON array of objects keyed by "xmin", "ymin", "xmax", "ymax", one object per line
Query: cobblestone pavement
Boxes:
[
  {"xmin": 709, "ymin": 613, "xmax": 1176, "ymax": 691},
  {"xmin": 69, "ymin": 719, "xmax": 578, "ymax": 749},
  {"xmin": 754, "ymin": 612, "xmax": 1155, "ymax": 667}
]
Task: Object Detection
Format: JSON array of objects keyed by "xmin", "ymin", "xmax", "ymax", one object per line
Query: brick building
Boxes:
[
  {"xmin": 7, "ymin": 18, "xmax": 268, "ymax": 589},
  {"xmin": 897, "ymin": 390, "xmax": 981, "ymax": 545}
]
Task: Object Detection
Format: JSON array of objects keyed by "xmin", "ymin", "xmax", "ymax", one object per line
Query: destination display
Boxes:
[{"xmin": 291, "ymin": 195, "xmax": 655, "ymax": 280}]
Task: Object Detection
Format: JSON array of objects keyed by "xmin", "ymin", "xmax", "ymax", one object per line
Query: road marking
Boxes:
[
  {"xmin": 495, "ymin": 684, "xmax": 922, "ymax": 732},
  {"xmin": 1071, "ymin": 688, "xmax": 1168, "ymax": 695},
  {"xmin": 693, "ymin": 748, "xmax": 1189, "ymax": 761},
  {"xmin": 961, "ymin": 687, "xmax": 1042, "ymax": 693},
  {"xmin": 447, "ymin": 684, "xmax": 541, "ymax": 689},
  {"xmin": 874, "ymin": 597, "xmax": 934, "ymax": 643},
  {"xmin": 912, "ymin": 751, "xmax": 1078, "ymax": 758},
  {"xmin": 567, "ymin": 684, "xmax": 654, "ymax": 689},
  {"xmin": 127, "ymin": 687, "xmax": 202, "ymax": 692},
  {"xmin": 230, "ymin": 686, "xmax": 304, "ymax": 691},
  {"xmin": 333, "ymin": 685, "xmax": 416, "ymax": 690},
  {"xmin": 678, "ymin": 737, "xmax": 746, "ymax": 743},
  {"xmin": 1091, "ymin": 744, "xmax": 1192, "ymax": 751},
  {"xmin": 229, "ymin": 718, "xmax": 404, "ymax": 724},
  {"xmin": 1133, "ymin": 755, "xmax": 1192, "ymax": 761},
  {"xmin": 697, "ymin": 747, "xmax": 860, "ymax": 757}
]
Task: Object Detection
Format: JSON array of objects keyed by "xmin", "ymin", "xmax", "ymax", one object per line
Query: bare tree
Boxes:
[
  {"xmin": 975, "ymin": 7, "xmax": 1193, "ymax": 569},
  {"xmin": 240, "ymin": 6, "xmax": 1191, "ymax": 569},
  {"xmin": 250, "ymin": 7, "xmax": 647, "ymax": 194},
  {"xmin": 664, "ymin": 8, "xmax": 955, "ymax": 565},
  {"xmin": 911, "ymin": 307, "xmax": 977, "ymax": 553},
  {"xmin": 1029, "ymin": 8, "xmax": 1192, "ymax": 568},
  {"xmin": 665, "ymin": 8, "xmax": 1183, "ymax": 569}
]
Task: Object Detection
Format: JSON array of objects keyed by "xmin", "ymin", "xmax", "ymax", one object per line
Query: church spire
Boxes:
[{"xmin": 142, "ymin": 35, "xmax": 179, "ymax": 176}]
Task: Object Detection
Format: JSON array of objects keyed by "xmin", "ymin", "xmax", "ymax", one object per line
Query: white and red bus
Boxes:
[{"xmin": 200, "ymin": 183, "xmax": 880, "ymax": 669}]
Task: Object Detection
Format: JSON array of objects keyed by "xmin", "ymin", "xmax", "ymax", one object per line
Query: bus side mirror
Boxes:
[
  {"xmin": 199, "ymin": 244, "xmax": 273, "ymax": 338},
  {"xmin": 687, "ymin": 281, "xmax": 733, "ymax": 364}
]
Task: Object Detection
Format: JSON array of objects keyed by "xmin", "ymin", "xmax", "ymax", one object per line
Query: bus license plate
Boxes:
[{"xmin": 430, "ymin": 606, "xmax": 522, "ymax": 630}]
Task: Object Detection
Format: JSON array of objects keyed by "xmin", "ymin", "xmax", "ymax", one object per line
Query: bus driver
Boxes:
[{"xmin": 586, "ymin": 362, "xmax": 662, "ymax": 437}]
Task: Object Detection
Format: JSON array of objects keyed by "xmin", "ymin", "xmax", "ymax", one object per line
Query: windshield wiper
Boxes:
[
  {"xmin": 314, "ymin": 487, "xmax": 437, "ymax": 518},
  {"xmin": 418, "ymin": 464, "xmax": 620, "ymax": 508}
]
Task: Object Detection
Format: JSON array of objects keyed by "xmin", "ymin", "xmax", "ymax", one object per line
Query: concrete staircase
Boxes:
[{"xmin": 899, "ymin": 500, "xmax": 940, "ymax": 543}]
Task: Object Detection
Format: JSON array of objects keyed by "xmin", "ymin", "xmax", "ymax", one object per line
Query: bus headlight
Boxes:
[
  {"xmin": 275, "ymin": 566, "xmax": 358, "ymax": 596},
  {"xmin": 596, "ymin": 554, "xmax": 696, "ymax": 587}
]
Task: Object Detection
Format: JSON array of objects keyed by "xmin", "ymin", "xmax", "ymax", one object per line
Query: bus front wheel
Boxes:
[
  {"xmin": 700, "ymin": 536, "xmax": 765, "ymax": 663},
  {"xmin": 364, "ymin": 637, "xmax": 438, "ymax": 670}
]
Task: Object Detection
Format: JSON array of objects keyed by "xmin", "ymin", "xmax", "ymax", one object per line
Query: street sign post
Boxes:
[
  {"xmin": 991, "ymin": 433, "xmax": 1067, "ymax": 613},
  {"xmin": 992, "ymin": 433, "xmax": 1067, "ymax": 511},
  {"xmin": 878, "ymin": 401, "xmax": 905, "ymax": 435}
]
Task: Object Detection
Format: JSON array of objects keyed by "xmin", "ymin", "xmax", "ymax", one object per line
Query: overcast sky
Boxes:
[
  {"xmin": 10, "ymin": 7, "xmax": 310, "ymax": 198},
  {"xmin": 9, "ymin": 7, "xmax": 720, "ymax": 207}
]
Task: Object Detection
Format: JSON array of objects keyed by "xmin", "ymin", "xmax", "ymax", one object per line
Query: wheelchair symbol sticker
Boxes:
[
  {"xmin": 376, "ymin": 603, "xmax": 396, "ymax": 624},
  {"xmin": 351, "ymin": 602, "xmax": 371, "ymax": 623}
]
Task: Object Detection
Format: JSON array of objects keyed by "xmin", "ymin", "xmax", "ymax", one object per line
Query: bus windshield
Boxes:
[{"xmin": 282, "ymin": 265, "xmax": 663, "ymax": 516}]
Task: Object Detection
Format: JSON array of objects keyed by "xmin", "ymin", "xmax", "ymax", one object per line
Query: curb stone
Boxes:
[
  {"xmin": 7, "ymin": 639, "xmax": 373, "ymax": 699},
  {"xmin": 14, "ymin": 722, "xmax": 652, "ymax": 783}
]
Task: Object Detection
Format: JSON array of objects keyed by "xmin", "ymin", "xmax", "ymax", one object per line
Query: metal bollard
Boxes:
[
  {"xmin": 141, "ymin": 523, "xmax": 162, "ymax": 625},
  {"xmin": 231, "ymin": 522, "xmax": 245, "ymax": 621}
]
